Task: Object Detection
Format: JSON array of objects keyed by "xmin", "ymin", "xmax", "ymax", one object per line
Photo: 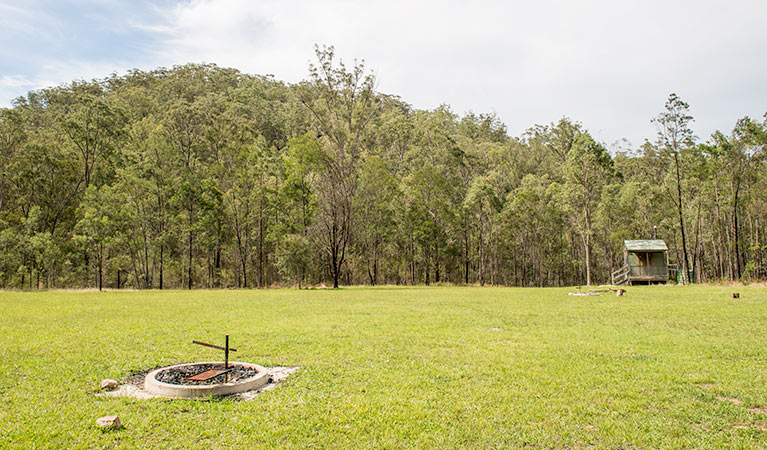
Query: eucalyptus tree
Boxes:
[
  {"xmin": 114, "ymin": 167, "xmax": 156, "ymax": 289},
  {"xmin": 500, "ymin": 174, "xmax": 569, "ymax": 286},
  {"xmin": 727, "ymin": 118, "xmax": 765, "ymax": 278},
  {"xmin": 222, "ymin": 133, "xmax": 281, "ymax": 288},
  {"xmin": 528, "ymin": 118, "xmax": 582, "ymax": 166},
  {"xmin": 131, "ymin": 116, "xmax": 176, "ymax": 288},
  {"xmin": 354, "ymin": 156, "xmax": 399, "ymax": 285},
  {"xmin": 60, "ymin": 87, "xmax": 127, "ymax": 189},
  {"xmin": 464, "ymin": 175, "xmax": 501, "ymax": 285},
  {"xmin": 276, "ymin": 233, "xmax": 312, "ymax": 288},
  {"xmin": 0, "ymin": 108, "xmax": 26, "ymax": 213},
  {"xmin": 653, "ymin": 94, "xmax": 695, "ymax": 283},
  {"xmin": 563, "ymin": 132, "xmax": 614, "ymax": 286},
  {"xmin": 162, "ymin": 84, "xmax": 223, "ymax": 289},
  {"xmin": 457, "ymin": 113, "xmax": 510, "ymax": 284},
  {"xmin": 297, "ymin": 45, "xmax": 380, "ymax": 288},
  {"xmin": 0, "ymin": 108, "xmax": 26, "ymax": 285},
  {"xmin": 221, "ymin": 144, "xmax": 255, "ymax": 288},
  {"xmin": 704, "ymin": 117, "xmax": 766, "ymax": 280},
  {"xmin": 74, "ymin": 185, "xmax": 130, "ymax": 290},
  {"xmin": 9, "ymin": 93, "xmax": 87, "ymax": 286},
  {"xmin": 367, "ymin": 103, "xmax": 415, "ymax": 175}
]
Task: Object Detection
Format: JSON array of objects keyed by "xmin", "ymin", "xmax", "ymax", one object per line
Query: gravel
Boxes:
[{"xmin": 155, "ymin": 364, "xmax": 261, "ymax": 386}]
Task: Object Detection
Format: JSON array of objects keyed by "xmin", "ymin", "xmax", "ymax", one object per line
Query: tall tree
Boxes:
[
  {"xmin": 563, "ymin": 133, "xmax": 614, "ymax": 286},
  {"xmin": 297, "ymin": 45, "xmax": 380, "ymax": 288},
  {"xmin": 653, "ymin": 94, "xmax": 694, "ymax": 283},
  {"xmin": 354, "ymin": 156, "xmax": 398, "ymax": 285},
  {"xmin": 60, "ymin": 86, "xmax": 126, "ymax": 190}
]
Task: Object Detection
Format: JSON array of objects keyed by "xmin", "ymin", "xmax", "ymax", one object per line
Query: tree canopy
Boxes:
[{"xmin": 1, "ymin": 48, "xmax": 766, "ymax": 289}]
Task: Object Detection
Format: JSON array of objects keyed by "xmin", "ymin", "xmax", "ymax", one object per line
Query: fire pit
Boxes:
[
  {"xmin": 143, "ymin": 335, "xmax": 270, "ymax": 399},
  {"xmin": 144, "ymin": 361, "xmax": 269, "ymax": 398}
]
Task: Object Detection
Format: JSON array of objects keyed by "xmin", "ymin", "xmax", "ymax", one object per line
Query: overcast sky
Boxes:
[{"xmin": 1, "ymin": 0, "xmax": 766, "ymax": 148}]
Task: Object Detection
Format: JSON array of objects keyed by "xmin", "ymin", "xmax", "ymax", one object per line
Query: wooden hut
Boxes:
[{"xmin": 611, "ymin": 240, "xmax": 675, "ymax": 285}]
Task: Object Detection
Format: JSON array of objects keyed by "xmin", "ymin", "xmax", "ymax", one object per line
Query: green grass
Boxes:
[{"xmin": 2, "ymin": 285, "xmax": 767, "ymax": 449}]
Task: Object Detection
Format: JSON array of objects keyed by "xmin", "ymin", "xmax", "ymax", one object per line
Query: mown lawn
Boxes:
[{"xmin": 1, "ymin": 285, "xmax": 767, "ymax": 449}]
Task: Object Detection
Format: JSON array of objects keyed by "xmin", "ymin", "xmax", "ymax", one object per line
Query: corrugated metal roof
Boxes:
[{"xmin": 624, "ymin": 240, "xmax": 668, "ymax": 251}]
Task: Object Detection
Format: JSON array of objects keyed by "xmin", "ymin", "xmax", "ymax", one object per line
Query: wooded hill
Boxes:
[{"xmin": 1, "ymin": 47, "xmax": 765, "ymax": 289}]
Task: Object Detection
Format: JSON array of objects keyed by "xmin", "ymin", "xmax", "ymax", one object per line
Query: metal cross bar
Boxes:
[
  {"xmin": 192, "ymin": 340, "xmax": 238, "ymax": 352},
  {"xmin": 192, "ymin": 334, "xmax": 237, "ymax": 369}
]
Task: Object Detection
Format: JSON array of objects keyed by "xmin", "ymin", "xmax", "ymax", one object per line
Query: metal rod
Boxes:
[
  {"xmin": 192, "ymin": 340, "xmax": 237, "ymax": 352},
  {"xmin": 225, "ymin": 334, "xmax": 229, "ymax": 369}
]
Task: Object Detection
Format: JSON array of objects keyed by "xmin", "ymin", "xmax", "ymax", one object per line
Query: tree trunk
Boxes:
[
  {"xmin": 187, "ymin": 229, "xmax": 193, "ymax": 290},
  {"xmin": 159, "ymin": 245, "xmax": 164, "ymax": 289},
  {"xmin": 215, "ymin": 223, "xmax": 222, "ymax": 288},
  {"xmin": 584, "ymin": 203, "xmax": 592, "ymax": 286},
  {"xmin": 463, "ymin": 217, "xmax": 470, "ymax": 284},
  {"xmin": 143, "ymin": 233, "xmax": 150, "ymax": 289},
  {"xmin": 258, "ymin": 199, "xmax": 265, "ymax": 288},
  {"xmin": 478, "ymin": 205, "xmax": 485, "ymax": 286},
  {"xmin": 98, "ymin": 243, "xmax": 103, "ymax": 291},
  {"xmin": 674, "ymin": 151, "xmax": 691, "ymax": 283},
  {"xmin": 733, "ymin": 182, "xmax": 742, "ymax": 279},
  {"xmin": 331, "ymin": 240, "xmax": 340, "ymax": 288}
]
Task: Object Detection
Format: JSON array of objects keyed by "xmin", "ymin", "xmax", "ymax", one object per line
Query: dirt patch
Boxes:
[
  {"xmin": 697, "ymin": 383, "xmax": 714, "ymax": 389},
  {"xmin": 98, "ymin": 365, "xmax": 300, "ymax": 401},
  {"xmin": 733, "ymin": 422, "xmax": 767, "ymax": 431},
  {"xmin": 750, "ymin": 407, "xmax": 767, "ymax": 415},
  {"xmin": 716, "ymin": 395, "xmax": 742, "ymax": 405},
  {"xmin": 124, "ymin": 365, "xmax": 167, "ymax": 387}
]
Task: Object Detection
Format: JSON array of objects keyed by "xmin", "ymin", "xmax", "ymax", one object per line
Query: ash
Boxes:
[{"xmin": 155, "ymin": 364, "xmax": 260, "ymax": 385}]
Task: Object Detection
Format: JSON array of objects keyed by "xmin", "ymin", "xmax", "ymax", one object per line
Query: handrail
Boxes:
[
  {"xmin": 611, "ymin": 264, "xmax": 629, "ymax": 278},
  {"xmin": 611, "ymin": 264, "xmax": 630, "ymax": 285}
]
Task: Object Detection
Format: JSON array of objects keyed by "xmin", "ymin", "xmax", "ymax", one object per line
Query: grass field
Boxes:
[{"xmin": 2, "ymin": 285, "xmax": 767, "ymax": 449}]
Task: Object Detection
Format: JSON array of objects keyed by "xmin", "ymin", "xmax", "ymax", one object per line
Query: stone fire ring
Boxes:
[{"xmin": 144, "ymin": 361, "xmax": 269, "ymax": 399}]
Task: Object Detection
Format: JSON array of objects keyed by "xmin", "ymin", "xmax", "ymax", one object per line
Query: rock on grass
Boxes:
[{"xmin": 96, "ymin": 415, "xmax": 122, "ymax": 430}]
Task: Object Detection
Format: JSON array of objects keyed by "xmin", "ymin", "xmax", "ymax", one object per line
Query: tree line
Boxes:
[{"xmin": 1, "ymin": 46, "xmax": 765, "ymax": 289}]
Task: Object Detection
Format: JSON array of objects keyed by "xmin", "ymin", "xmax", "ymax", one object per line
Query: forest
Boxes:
[{"xmin": 0, "ymin": 46, "xmax": 765, "ymax": 289}]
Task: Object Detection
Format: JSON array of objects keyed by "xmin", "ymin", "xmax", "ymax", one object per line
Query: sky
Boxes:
[{"xmin": 1, "ymin": 0, "xmax": 766, "ymax": 148}]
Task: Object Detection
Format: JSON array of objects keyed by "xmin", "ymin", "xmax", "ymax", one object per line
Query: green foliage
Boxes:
[
  {"xmin": 276, "ymin": 233, "xmax": 312, "ymax": 288},
  {"xmin": 0, "ymin": 61, "xmax": 766, "ymax": 288}
]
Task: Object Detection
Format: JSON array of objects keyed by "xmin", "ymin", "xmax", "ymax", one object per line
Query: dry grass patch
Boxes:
[{"xmin": 716, "ymin": 395, "xmax": 743, "ymax": 405}]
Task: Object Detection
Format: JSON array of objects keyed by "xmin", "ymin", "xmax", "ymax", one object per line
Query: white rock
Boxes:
[
  {"xmin": 96, "ymin": 415, "xmax": 122, "ymax": 430},
  {"xmin": 100, "ymin": 379, "xmax": 118, "ymax": 390}
]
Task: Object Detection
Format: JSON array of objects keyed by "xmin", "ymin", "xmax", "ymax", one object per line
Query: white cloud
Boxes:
[
  {"xmin": 145, "ymin": 0, "xmax": 767, "ymax": 145},
  {"xmin": 0, "ymin": 75, "xmax": 32, "ymax": 88},
  {"xmin": 0, "ymin": 61, "xmax": 142, "ymax": 105},
  {"xmin": 0, "ymin": 75, "xmax": 43, "ymax": 105},
  {"xmin": 3, "ymin": 0, "xmax": 766, "ymax": 146}
]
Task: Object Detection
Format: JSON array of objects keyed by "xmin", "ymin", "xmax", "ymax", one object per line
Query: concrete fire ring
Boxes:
[{"xmin": 144, "ymin": 361, "xmax": 269, "ymax": 399}]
